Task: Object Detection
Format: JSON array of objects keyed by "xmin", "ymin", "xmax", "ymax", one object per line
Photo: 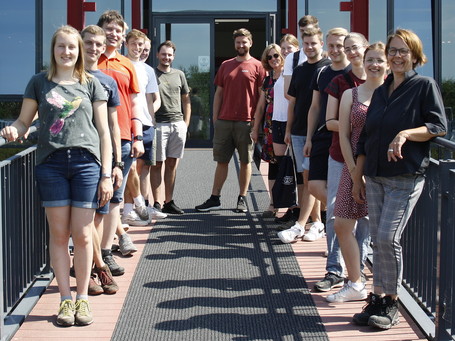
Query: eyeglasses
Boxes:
[
  {"xmin": 344, "ymin": 45, "xmax": 362, "ymax": 54},
  {"xmin": 267, "ymin": 53, "xmax": 280, "ymax": 60},
  {"xmin": 388, "ymin": 47, "xmax": 410, "ymax": 56}
]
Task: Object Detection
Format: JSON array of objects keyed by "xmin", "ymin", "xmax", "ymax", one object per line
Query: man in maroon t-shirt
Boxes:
[{"xmin": 195, "ymin": 28, "xmax": 266, "ymax": 213}]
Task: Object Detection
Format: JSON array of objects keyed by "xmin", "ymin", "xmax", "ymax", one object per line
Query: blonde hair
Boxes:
[
  {"xmin": 80, "ymin": 25, "xmax": 106, "ymax": 43},
  {"xmin": 364, "ymin": 41, "xmax": 386, "ymax": 62},
  {"xmin": 261, "ymin": 44, "xmax": 284, "ymax": 71},
  {"xmin": 47, "ymin": 25, "xmax": 91, "ymax": 84},
  {"xmin": 326, "ymin": 27, "xmax": 349, "ymax": 39},
  {"xmin": 344, "ymin": 32, "xmax": 369, "ymax": 47},
  {"xmin": 280, "ymin": 34, "xmax": 299, "ymax": 49}
]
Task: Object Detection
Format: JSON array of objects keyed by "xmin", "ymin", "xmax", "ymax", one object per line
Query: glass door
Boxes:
[{"xmin": 152, "ymin": 15, "xmax": 271, "ymax": 146}]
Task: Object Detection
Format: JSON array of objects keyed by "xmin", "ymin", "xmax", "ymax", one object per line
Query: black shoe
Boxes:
[
  {"xmin": 196, "ymin": 195, "xmax": 221, "ymax": 212},
  {"xmin": 314, "ymin": 272, "xmax": 344, "ymax": 292},
  {"xmin": 235, "ymin": 195, "xmax": 248, "ymax": 213},
  {"xmin": 153, "ymin": 201, "xmax": 162, "ymax": 211},
  {"xmin": 275, "ymin": 208, "xmax": 293, "ymax": 224},
  {"xmin": 352, "ymin": 292, "xmax": 382, "ymax": 326},
  {"xmin": 368, "ymin": 296, "xmax": 400, "ymax": 329},
  {"xmin": 102, "ymin": 250, "xmax": 125, "ymax": 276},
  {"xmin": 162, "ymin": 200, "xmax": 184, "ymax": 214}
]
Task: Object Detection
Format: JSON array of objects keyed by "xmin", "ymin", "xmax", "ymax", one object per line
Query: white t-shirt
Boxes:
[
  {"xmin": 131, "ymin": 60, "xmax": 159, "ymax": 126},
  {"xmin": 272, "ymin": 73, "xmax": 288, "ymax": 122},
  {"xmin": 283, "ymin": 48, "xmax": 307, "ymax": 76}
]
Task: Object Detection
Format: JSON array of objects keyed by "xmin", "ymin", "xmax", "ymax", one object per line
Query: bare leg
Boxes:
[
  {"xmin": 93, "ymin": 213, "xmax": 105, "ymax": 268},
  {"xmin": 137, "ymin": 159, "xmax": 151, "ymax": 202},
  {"xmin": 309, "ymin": 180, "xmax": 327, "ymax": 206},
  {"xmin": 150, "ymin": 161, "xmax": 163, "ymax": 204},
  {"xmin": 211, "ymin": 162, "xmax": 229, "ymax": 196},
  {"xmin": 164, "ymin": 157, "xmax": 179, "ymax": 202},
  {"xmin": 70, "ymin": 207, "xmax": 95, "ymax": 296},
  {"xmin": 239, "ymin": 161, "xmax": 252, "ymax": 196},
  {"xmin": 101, "ymin": 203, "xmax": 120, "ymax": 250},
  {"xmin": 46, "ymin": 206, "xmax": 72, "ymax": 298},
  {"xmin": 335, "ymin": 217, "xmax": 361, "ymax": 283},
  {"xmin": 296, "ymin": 170, "xmax": 321, "ymax": 226}
]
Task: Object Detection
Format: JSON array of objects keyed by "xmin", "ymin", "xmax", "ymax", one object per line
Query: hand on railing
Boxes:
[{"xmin": 0, "ymin": 126, "xmax": 38, "ymax": 147}]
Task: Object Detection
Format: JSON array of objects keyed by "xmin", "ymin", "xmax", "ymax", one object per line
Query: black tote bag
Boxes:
[{"xmin": 272, "ymin": 147, "xmax": 297, "ymax": 208}]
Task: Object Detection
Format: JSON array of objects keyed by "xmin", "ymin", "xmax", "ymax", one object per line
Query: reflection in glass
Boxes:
[
  {"xmin": 152, "ymin": 0, "xmax": 275, "ymax": 12},
  {"xmin": 308, "ymin": 0, "xmax": 350, "ymax": 40},
  {"xmin": 43, "ymin": 0, "xmax": 67, "ymax": 71},
  {"xmin": 157, "ymin": 24, "xmax": 211, "ymax": 140},
  {"xmin": 0, "ymin": 1, "xmax": 35, "ymax": 94},
  {"xmin": 85, "ymin": 0, "xmax": 122, "ymax": 27},
  {"xmin": 394, "ymin": 0, "xmax": 433, "ymax": 77},
  {"xmin": 369, "ymin": 0, "xmax": 386, "ymax": 44},
  {"xmin": 441, "ymin": 0, "xmax": 455, "ymax": 142}
]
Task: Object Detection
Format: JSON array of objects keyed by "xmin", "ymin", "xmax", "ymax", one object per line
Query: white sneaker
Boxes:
[
  {"xmin": 303, "ymin": 221, "xmax": 325, "ymax": 241},
  {"xmin": 147, "ymin": 206, "xmax": 167, "ymax": 219},
  {"xmin": 134, "ymin": 204, "xmax": 150, "ymax": 221},
  {"xmin": 122, "ymin": 210, "xmax": 149, "ymax": 226},
  {"xmin": 277, "ymin": 222, "xmax": 305, "ymax": 244},
  {"xmin": 326, "ymin": 282, "xmax": 367, "ymax": 303}
]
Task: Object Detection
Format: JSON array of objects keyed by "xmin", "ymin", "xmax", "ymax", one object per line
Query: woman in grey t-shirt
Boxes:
[{"xmin": 1, "ymin": 25, "xmax": 112, "ymax": 327}]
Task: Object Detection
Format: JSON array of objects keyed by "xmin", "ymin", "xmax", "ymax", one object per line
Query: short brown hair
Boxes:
[
  {"xmin": 233, "ymin": 28, "xmax": 252, "ymax": 43},
  {"xmin": 157, "ymin": 40, "xmax": 176, "ymax": 53},
  {"xmin": 126, "ymin": 29, "xmax": 147, "ymax": 43},
  {"xmin": 386, "ymin": 28, "xmax": 427, "ymax": 68},
  {"xmin": 298, "ymin": 15, "xmax": 319, "ymax": 28},
  {"xmin": 97, "ymin": 10, "xmax": 125, "ymax": 29},
  {"xmin": 364, "ymin": 41, "xmax": 386, "ymax": 62},
  {"xmin": 80, "ymin": 25, "xmax": 106, "ymax": 43},
  {"xmin": 302, "ymin": 27, "xmax": 323, "ymax": 42}
]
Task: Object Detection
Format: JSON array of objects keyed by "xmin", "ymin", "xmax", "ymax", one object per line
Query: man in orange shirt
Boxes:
[{"xmin": 96, "ymin": 10, "xmax": 144, "ymax": 276}]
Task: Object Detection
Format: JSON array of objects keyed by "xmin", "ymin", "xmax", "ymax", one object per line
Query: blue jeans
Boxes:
[
  {"xmin": 326, "ymin": 156, "xmax": 370, "ymax": 276},
  {"xmin": 35, "ymin": 148, "xmax": 100, "ymax": 208},
  {"xmin": 97, "ymin": 140, "xmax": 134, "ymax": 214}
]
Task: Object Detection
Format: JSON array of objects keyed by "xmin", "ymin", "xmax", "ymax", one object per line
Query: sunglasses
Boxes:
[{"xmin": 267, "ymin": 53, "xmax": 280, "ymax": 60}]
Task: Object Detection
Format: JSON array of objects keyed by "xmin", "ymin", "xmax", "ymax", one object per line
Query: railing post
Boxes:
[
  {"xmin": 0, "ymin": 167, "xmax": 4, "ymax": 341},
  {"xmin": 435, "ymin": 160, "xmax": 455, "ymax": 340}
]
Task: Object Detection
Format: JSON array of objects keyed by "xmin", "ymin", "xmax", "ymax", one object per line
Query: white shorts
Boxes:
[{"xmin": 155, "ymin": 121, "xmax": 187, "ymax": 161}]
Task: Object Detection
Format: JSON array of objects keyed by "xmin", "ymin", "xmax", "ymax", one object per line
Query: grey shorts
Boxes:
[
  {"xmin": 213, "ymin": 119, "xmax": 253, "ymax": 164},
  {"xmin": 155, "ymin": 121, "xmax": 187, "ymax": 161}
]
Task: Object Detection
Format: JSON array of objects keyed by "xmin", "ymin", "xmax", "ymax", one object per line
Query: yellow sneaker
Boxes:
[
  {"xmin": 56, "ymin": 299, "xmax": 75, "ymax": 327},
  {"xmin": 75, "ymin": 299, "xmax": 93, "ymax": 326}
]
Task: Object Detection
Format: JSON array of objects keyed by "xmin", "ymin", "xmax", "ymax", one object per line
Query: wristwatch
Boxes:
[
  {"xmin": 133, "ymin": 135, "xmax": 143, "ymax": 141},
  {"xmin": 101, "ymin": 173, "xmax": 111, "ymax": 179},
  {"xmin": 113, "ymin": 161, "xmax": 125, "ymax": 170}
]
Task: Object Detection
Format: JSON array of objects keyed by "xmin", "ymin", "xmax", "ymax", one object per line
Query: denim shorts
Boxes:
[
  {"xmin": 138, "ymin": 125, "xmax": 156, "ymax": 165},
  {"xmin": 35, "ymin": 148, "xmax": 100, "ymax": 209},
  {"xmin": 291, "ymin": 134, "xmax": 309, "ymax": 173},
  {"xmin": 96, "ymin": 140, "xmax": 134, "ymax": 214}
]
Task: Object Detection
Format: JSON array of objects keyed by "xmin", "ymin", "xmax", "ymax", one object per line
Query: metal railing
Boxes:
[
  {"xmin": 396, "ymin": 137, "xmax": 455, "ymax": 340},
  {"xmin": 0, "ymin": 127, "xmax": 52, "ymax": 341},
  {"xmin": 0, "ymin": 132, "xmax": 455, "ymax": 340}
]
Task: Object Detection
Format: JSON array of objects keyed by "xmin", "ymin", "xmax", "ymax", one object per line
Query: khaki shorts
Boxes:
[
  {"xmin": 155, "ymin": 121, "xmax": 187, "ymax": 162},
  {"xmin": 213, "ymin": 119, "xmax": 253, "ymax": 164}
]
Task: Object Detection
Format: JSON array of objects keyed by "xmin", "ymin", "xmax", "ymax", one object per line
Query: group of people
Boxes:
[
  {"xmin": 0, "ymin": 10, "xmax": 448, "ymax": 332},
  {"xmin": 194, "ymin": 16, "xmax": 447, "ymax": 331},
  {"xmin": 251, "ymin": 16, "xmax": 447, "ymax": 329},
  {"xmin": 1, "ymin": 10, "xmax": 192, "ymax": 327}
]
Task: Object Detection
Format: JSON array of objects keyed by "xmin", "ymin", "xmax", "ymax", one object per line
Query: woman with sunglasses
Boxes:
[
  {"xmin": 352, "ymin": 28, "xmax": 447, "ymax": 330},
  {"xmin": 252, "ymin": 44, "xmax": 287, "ymax": 217}
]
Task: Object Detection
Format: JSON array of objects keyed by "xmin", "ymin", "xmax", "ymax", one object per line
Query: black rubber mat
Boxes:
[{"xmin": 111, "ymin": 150, "xmax": 328, "ymax": 341}]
